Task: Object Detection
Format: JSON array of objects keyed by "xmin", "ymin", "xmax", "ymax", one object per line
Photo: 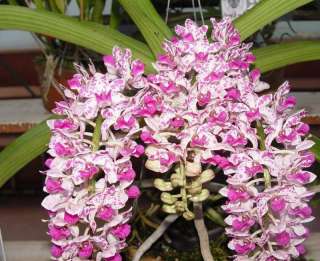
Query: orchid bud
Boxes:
[
  {"xmin": 174, "ymin": 201, "xmax": 185, "ymax": 212},
  {"xmin": 187, "ymin": 180, "xmax": 202, "ymax": 195},
  {"xmin": 183, "ymin": 211, "xmax": 195, "ymax": 220},
  {"xmin": 145, "ymin": 159, "xmax": 162, "ymax": 173},
  {"xmin": 190, "ymin": 189, "xmax": 210, "ymax": 202},
  {"xmin": 154, "ymin": 179, "xmax": 173, "ymax": 191},
  {"xmin": 170, "ymin": 173, "xmax": 184, "ymax": 187},
  {"xmin": 198, "ymin": 169, "xmax": 215, "ymax": 184},
  {"xmin": 185, "ymin": 160, "xmax": 202, "ymax": 177},
  {"xmin": 161, "ymin": 192, "xmax": 177, "ymax": 204},
  {"xmin": 162, "ymin": 204, "xmax": 177, "ymax": 214}
]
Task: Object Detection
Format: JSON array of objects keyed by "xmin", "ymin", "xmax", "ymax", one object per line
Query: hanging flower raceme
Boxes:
[
  {"xmin": 220, "ymin": 83, "xmax": 316, "ymax": 260},
  {"xmin": 134, "ymin": 17, "xmax": 316, "ymax": 260},
  {"xmin": 42, "ymin": 47, "xmax": 146, "ymax": 260},
  {"xmin": 135, "ymin": 18, "xmax": 262, "ymax": 220}
]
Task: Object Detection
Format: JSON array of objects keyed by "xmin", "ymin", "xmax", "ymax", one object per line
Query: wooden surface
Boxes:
[
  {"xmin": 0, "ymin": 86, "xmax": 40, "ymax": 99},
  {"xmin": 0, "ymin": 99, "xmax": 50, "ymax": 133},
  {"xmin": 294, "ymin": 92, "xmax": 320, "ymax": 125}
]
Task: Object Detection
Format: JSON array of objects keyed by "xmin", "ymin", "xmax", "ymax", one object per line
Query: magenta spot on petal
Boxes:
[
  {"xmin": 133, "ymin": 145, "xmax": 145, "ymax": 157},
  {"xmin": 45, "ymin": 177, "xmax": 62, "ymax": 193},
  {"xmin": 206, "ymin": 71, "xmax": 223, "ymax": 82},
  {"xmin": 270, "ymin": 197, "xmax": 286, "ymax": 213},
  {"xmin": 234, "ymin": 241, "xmax": 255, "ymax": 255},
  {"xmin": 67, "ymin": 78, "xmax": 80, "ymax": 89},
  {"xmin": 289, "ymin": 171, "xmax": 311, "ymax": 184},
  {"xmin": 296, "ymin": 244, "xmax": 306, "ymax": 255},
  {"xmin": 141, "ymin": 130, "xmax": 157, "ymax": 144},
  {"xmin": 159, "ymin": 151, "xmax": 177, "ymax": 167},
  {"xmin": 232, "ymin": 217, "xmax": 254, "ymax": 232},
  {"xmin": 275, "ymin": 231, "xmax": 290, "ymax": 247},
  {"xmin": 297, "ymin": 123, "xmax": 310, "ymax": 135},
  {"xmin": 282, "ymin": 96, "xmax": 296, "ymax": 108},
  {"xmin": 190, "ymin": 136, "xmax": 207, "ymax": 147},
  {"xmin": 118, "ymin": 168, "xmax": 136, "ymax": 181},
  {"xmin": 226, "ymin": 88, "xmax": 240, "ymax": 100},
  {"xmin": 198, "ymin": 91, "xmax": 211, "ymax": 106},
  {"xmin": 44, "ymin": 158, "xmax": 53, "ymax": 168},
  {"xmin": 127, "ymin": 185, "xmax": 141, "ymax": 199},
  {"xmin": 183, "ymin": 33, "xmax": 194, "ymax": 42},
  {"xmin": 291, "ymin": 206, "xmax": 312, "ymax": 218},
  {"xmin": 97, "ymin": 207, "xmax": 114, "ymax": 221},
  {"xmin": 196, "ymin": 52, "xmax": 208, "ymax": 62},
  {"xmin": 170, "ymin": 117, "xmax": 184, "ymax": 128},
  {"xmin": 246, "ymin": 109, "xmax": 260, "ymax": 122},
  {"xmin": 48, "ymin": 226, "xmax": 70, "ymax": 241},
  {"xmin": 78, "ymin": 242, "xmax": 93, "ymax": 258},
  {"xmin": 245, "ymin": 53, "xmax": 256, "ymax": 63},
  {"xmin": 51, "ymin": 244, "xmax": 63, "ymax": 258},
  {"xmin": 132, "ymin": 60, "xmax": 144, "ymax": 77},
  {"xmin": 103, "ymin": 55, "xmax": 115, "ymax": 66},
  {"xmin": 64, "ymin": 212, "xmax": 80, "ymax": 225},
  {"xmin": 160, "ymin": 81, "xmax": 179, "ymax": 94},
  {"xmin": 112, "ymin": 224, "xmax": 131, "ymax": 239},
  {"xmin": 79, "ymin": 164, "xmax": 99, "ymax": 180},
  {"xmin": 227, "ymin": 187, "xmax": 250, "ymax": 203},
  {"xmin": 229, "ymin": 34, "xmax": 241, "ymax": 46},
  {"xmin": 249, "ymin": 68, "xmax": 261, "ymax": 82}
]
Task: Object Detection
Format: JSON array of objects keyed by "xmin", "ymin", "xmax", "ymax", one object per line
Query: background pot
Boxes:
[{"xmin": 34, "ymin": 55, "xmax": 74, "ymax": 112}]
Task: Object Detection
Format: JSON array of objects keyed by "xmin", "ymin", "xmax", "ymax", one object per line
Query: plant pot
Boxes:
[{"xmin": 34, "ymin": 55, "xmax": 74, "ymax": 112}]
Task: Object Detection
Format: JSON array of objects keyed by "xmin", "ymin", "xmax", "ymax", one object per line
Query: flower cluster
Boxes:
[
  {"xmin": 220, "ymin": 83, "xmax": 316, "ymax": 260},
  {"xmin": 42, "ymin": 47, "xmax": 145, "ymax": 260},
  {"xmin": 136, "ymin": 17, "xmax": 316, "ymax": 259},
  {"xmin": 137, "ymin": 18, "xmax": 265, "ymax": 218},
  {"xmin": 42, "ymin": 16, "xmax": 316, "ymax": 261}
]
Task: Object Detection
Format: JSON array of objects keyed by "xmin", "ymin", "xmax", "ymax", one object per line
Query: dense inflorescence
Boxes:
[
  {"xmin": 43, "ymin": 17, "xmax": 316, "ymax": 261},
  {"xmin": 137, "ymin": 18, "xmax": 268, "ymax": 219},
  {"xmin": 42, "ymin": 47, "xmax": 145, "ymax": 260}
]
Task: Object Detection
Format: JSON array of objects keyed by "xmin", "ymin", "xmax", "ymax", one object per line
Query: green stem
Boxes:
[
  {"xmin": 88, "ymin": 114, "xmax": 103, "ymax": 193},
  {"xmin": 256, "ymin": 121, "xmax": 266, "ymax": 151},
  {"xmin": 92, "ymin": 115, "xmax": 103, "ymax": 151},
  {"xmin": 256, "ymin": 121, "xmax": 271, "ymax": 188},
  {"xmin": 109, "ymin": 0, "xmax": 121, "ymax": 29},
  {"xmin": 180, "ymin": 161, "xmax": 188, "ymax": 211},
  {"xmin": 92, "ymin": 0, "xmax": 105, "ymax": 23}
]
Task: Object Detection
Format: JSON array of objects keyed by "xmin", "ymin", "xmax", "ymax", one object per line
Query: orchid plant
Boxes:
[
  {"xmin": 1, "ymin": 0, "xmax": 320, "ymax": 261},
  {"xmin": 40, "ymin": 16, "xmax": 318, "ymax": 260}
]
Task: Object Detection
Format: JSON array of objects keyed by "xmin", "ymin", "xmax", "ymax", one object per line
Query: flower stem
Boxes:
[
  {"xmin": 92, "ymin": 115, "xmax": 103, "ymax": 152},
  {"xmin": 88, "ymin": 114, "xmax": 103, "ymax": 193},
  {"xmin": 132, "ymin": 214, "xmax": 179, "ymax": 261},
  {"xmin": 180, "ymin": 161, "xmax": 188, "ymax": 211},
  {"xmin": 194, "ymin": 202, "xmax": 215, "ymax": 261},
  {"xmin": 256, "ymin": 120, "xmax": 271, "ymax": 188}
]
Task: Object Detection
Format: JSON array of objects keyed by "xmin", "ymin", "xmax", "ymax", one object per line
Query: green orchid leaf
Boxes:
[
  {"xmin": 54, "ymin": 0, "xmax": 66, "ymax": 13},
  {"xmin": 253, "ymin": 41, "xmax": 320, "ymax": 73},
  {"xmin": 234, "ymin": 0, "xmax": 312, "ymax": 40},
  {"xmin": 118, "ymin": 0, "xmax": 173, "ymax": 56},
  {"xmin": 0, "ymin": 5, "xmax": 155, "ymax": 72},
  {"xmin": 0, "ymin": 120, "xmax": 51, "ymax": 188}
]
